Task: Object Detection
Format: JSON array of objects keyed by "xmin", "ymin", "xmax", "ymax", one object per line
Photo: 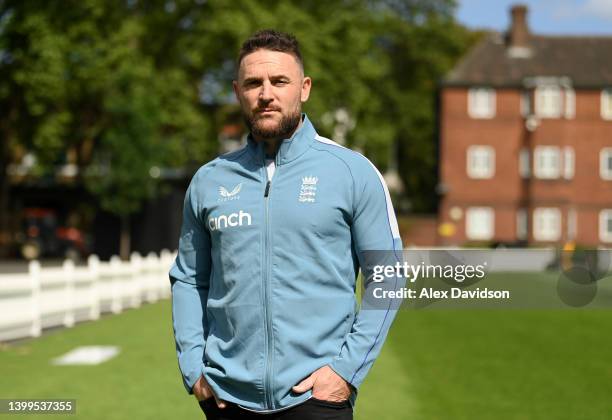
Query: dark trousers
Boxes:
[{"xmin": 199, "ymin": 398, "xmax": 353, "ymax": 420}]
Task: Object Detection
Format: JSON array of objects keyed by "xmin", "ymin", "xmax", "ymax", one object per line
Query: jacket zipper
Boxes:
[{"xmin": 262, "ymin": 167, "xmax": 275, "ymax": 409}]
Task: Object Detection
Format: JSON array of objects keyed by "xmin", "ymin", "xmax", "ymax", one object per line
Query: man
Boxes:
[{"xmin": 169, "ymin": 29, "xmax": 403, "ymax": 419}]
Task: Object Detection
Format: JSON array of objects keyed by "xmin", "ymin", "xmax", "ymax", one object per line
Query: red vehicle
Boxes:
[{"xmin": 18, "ymin": 208, "xmax": 88, "ymax": 260}]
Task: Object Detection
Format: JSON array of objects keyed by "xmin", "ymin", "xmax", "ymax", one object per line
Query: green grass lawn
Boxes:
[{"xmin": 1, "ymin": 299, "xmax": 611, "ymax": 419}]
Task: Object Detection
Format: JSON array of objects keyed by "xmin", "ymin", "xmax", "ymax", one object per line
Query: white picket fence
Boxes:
[{"xmin": 0, "ymin": 250, "xmax": 176, "ymax": 342}]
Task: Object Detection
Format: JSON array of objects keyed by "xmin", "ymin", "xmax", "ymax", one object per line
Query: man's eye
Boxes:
[{"xmin": 274, "ymin": 80, "xmax": 288, "ymax": 85}]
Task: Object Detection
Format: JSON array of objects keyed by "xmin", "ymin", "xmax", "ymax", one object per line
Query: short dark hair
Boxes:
[{"xmin": 237, "ymin": 29, "xmax": 303, "ymax": 71}]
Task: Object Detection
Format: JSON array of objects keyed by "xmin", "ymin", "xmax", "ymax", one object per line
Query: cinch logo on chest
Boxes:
[{"xmin": 208, "ymin": 210, "xmax": 252, "ymax": 231}]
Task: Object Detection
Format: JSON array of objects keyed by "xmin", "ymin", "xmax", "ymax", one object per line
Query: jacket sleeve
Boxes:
[
  {"xmin": 329, "ymin": 158, "xmax": 404, "ymax": 389},
  {"xmin": 169, "ymin": 175, "xmax": 211, "ymax": 394}
]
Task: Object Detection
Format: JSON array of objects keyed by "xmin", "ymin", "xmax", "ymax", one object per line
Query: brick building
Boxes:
[{"xmin": 438, "ymin": 4, "xmax": 612, "ymax": 247}]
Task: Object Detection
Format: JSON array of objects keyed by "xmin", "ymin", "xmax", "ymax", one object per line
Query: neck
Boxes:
[
  {"xmin": 262, "ymin": 138, "xmax": 281, "ymax": 157},
  {"xmin": 256, "ymin": 118, "xmax": 303, "ymax": 157}
]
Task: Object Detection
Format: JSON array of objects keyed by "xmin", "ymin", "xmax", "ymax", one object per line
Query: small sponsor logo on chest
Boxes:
[
  {"xmin": 299, "ymin": 176, "xmax": 318, "ymax": 203},
  {"xmin": 218, "ymin": 183, "xmax": 242, "ymax": 202}
]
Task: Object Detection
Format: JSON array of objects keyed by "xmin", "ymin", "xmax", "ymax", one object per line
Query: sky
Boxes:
[{"xmin": 456, "ymin": 0, "xmax": 612, "ymax": 35}]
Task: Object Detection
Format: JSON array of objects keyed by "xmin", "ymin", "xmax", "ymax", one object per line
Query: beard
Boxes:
[{"xmin": 245, "ymin": 107, "xmax": 302, "ymax": 141}]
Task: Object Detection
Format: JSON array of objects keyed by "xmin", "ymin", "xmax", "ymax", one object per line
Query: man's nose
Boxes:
[{"xmin": 259, "ymin": 81, "xmax": 273, "ymax": 102}]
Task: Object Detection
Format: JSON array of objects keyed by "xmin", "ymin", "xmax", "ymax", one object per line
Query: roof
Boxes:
[{"xmin": 443, "ymin": 33, "xmax": 612, "ymax": 88}]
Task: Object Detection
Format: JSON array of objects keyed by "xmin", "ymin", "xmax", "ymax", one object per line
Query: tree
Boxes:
[
  {"xmin": 0, "ymin": 0, "xmax": 478, "ymax": 259},
  {"xmin": 373, "ymin": 1, "xmax": 482, "ymax": 211},
  {"xmin": 0, "ymin": 0, "xmax": 214, "ymax": 259},
  {"xmin": 178, "ymin": 0, "xmax": 479, "ymax": 212},
  {"xmin": 0, "ymin": 1, "xmax": 71, "ymax": 256}
]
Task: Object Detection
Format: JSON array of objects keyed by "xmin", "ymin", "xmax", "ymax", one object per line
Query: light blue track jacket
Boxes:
[{"xmin": 169, "ymin": 115, "xmax": 403, "ymax": 412}]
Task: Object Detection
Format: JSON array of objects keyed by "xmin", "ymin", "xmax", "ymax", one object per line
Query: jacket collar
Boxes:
[{"xmin": 246, "ymin": 114, "xmax": 316, "ymax": 166}]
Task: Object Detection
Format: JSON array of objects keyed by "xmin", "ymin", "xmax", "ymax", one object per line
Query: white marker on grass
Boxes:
[{"xmin": 52, "ymin": 346, "xmax": 120, "ymax": 365}]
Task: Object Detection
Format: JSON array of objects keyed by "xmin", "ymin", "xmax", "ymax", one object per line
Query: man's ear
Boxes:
[
  {"xmin": 232, "ymin": 80, "xmax": 240, "ymax": 102},
  {"xmin": 301, "ymin": 76, "xmax": 312, "ymax": 103}
]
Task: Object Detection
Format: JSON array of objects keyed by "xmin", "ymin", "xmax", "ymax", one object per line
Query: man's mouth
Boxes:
[{"xmin": 257, "ymin": 108, "xmax": 280, "ymax": 114}]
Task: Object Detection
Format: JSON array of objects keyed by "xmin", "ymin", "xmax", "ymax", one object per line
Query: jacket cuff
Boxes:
[
  {"xmin": 182, "ymin": 365, "xmax": 204, "ymax": 394},
  {"xmin": 329, "ymin": 357, "xmax": 360, "ymax": 390}
]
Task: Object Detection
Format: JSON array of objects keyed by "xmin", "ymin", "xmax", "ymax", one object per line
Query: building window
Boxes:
[
  {"xmin": 533, "ymin": 208, "xmax": 561, "ymax": 241},
  {"xmin": 466, "ymin": 207, "xmax": 494, "ymax": 240},
  {"xmin": 600, "ymin": 210, "xmax": 612, "ymax": 242},
  {"xmin": 567, "ymin": 208, "xmax": 577, "ymax": 240},
  {"xmin": 535, "ymin": 86, "xmax": 562, "ymax": 118},
  {"xmin": 520, "ymin": 91, "xmax": 532, "ymax": 117},
  {"xmin": 534, "ymin": 146, "xmax": 561, "ymax": 179},
  {"xmin": 517, "ymin": 208, "xmax": 528, "ymax": 240},
  {"xmin": 563, "ymin": 147, "xmax": 574, "ymax": 179},
  {"xmin": 564, "ymin": 89, "xmax": 575, "ymax": 119},
  {"xmin": 600, "ymin": 148, "xmax": 612, "ymax": 180},
  {"xmin": 519, "ymin": 148, "xmax": 530, "ymax": 178},
  {"xmin": 467, "ymin": 146, "xmax": 495, "ymax": 179},
  {"xmin": 601, "ymin": 89, "xmax": 612, "ymax": 120},
  {"xmin": 468, "ymin": 88, "xmax": 496, "ymax": 119}
]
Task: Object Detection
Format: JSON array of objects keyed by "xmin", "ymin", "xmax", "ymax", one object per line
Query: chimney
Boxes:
[{"xmin": 507, "ymin": 4, "xmax": 531, "ymax": 58}]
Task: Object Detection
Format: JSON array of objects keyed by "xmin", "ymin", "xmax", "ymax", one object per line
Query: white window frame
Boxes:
[
  {"xmin": 601, "ymin": 88, "xmax": 612, "ymax": 120},
  {"xmin": 468, "ymin": 88, "xmax": 496, "ymax": 119},
  {"xmin": 520, "ymin": 91, "xmax": 532, "ymax": 117},
  {"xmin": 533, "ymin": 208, "xmax": 561, "ymax": 241},
  {"xmin": 564, "ymin": 88, "xmax": 575, "ymax": 119},
  {"xmin": 563, "ymin": 147, "xmax": 574, "ymax": 179},
  {"xmin": 600, "ymin": 209, "xmax": 612, "ymax": 242},
  {"xmin": 534, "ymin": 146, "xmax": 561, "ymax": 179},
  {"xmin": 535, "ymin": 86, "xmax": 562, "ymax": 118},
  {"xmin": 519, "ymin": 148, "xmax": 530, "ymax": 178},
  {"xmin": 467, "ymin": 146, "xmax": 495, "ymax": 179},
  {"xmin": 516, "ymin": 208, "xmax": 528, "ymax": 240},
  {"xmin": 600, "ymin": 148, "xmax": 612, "ymax": 180},
  {"xmin": 466, "ymin": 207, "xmax": 494, "ymax": 240},
  {"xmin": 567, "ymin": 208, "xmax": 577, "ymax": 240}
]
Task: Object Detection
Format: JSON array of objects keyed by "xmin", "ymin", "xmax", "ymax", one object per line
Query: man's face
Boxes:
[{"xmin": 233, "ymin": 49, "xmax": 311, "ymax": 141}]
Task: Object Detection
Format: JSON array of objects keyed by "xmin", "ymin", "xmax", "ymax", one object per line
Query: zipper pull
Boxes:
[{"xmin": 264, "ymin": 181, "xmax": 271, "ymax": 197}]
